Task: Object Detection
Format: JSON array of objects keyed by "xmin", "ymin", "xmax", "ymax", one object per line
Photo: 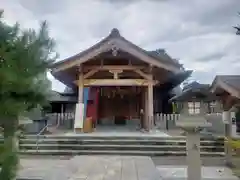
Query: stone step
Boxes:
[
  {"xmin": 1, "ymin": 135, "xmax": 225, "ymax": 157},
  {"xmin": 19, "ymin": 138, "xmax": 224, "ymax": 146},
  {"xmin": 21, "ymin": 135, "xmax": 225, "ymax": 140},
  {"xmin": 19, "ymin": 149, "xmax": 225, "ymax": 156},
  {"xmin": 19, "ymin": 144, "xmax": 224, "ymax": 152}
]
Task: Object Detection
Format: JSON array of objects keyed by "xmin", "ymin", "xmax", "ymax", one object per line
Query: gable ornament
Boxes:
[{"xmin": 108, "ymin": 42, "xmax": 119, "ymax": 56}]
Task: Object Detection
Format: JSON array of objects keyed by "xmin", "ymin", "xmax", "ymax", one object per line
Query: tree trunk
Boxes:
[{"xmin": 0, "ymin": 117, "xmax": 19, "ymax": 180}]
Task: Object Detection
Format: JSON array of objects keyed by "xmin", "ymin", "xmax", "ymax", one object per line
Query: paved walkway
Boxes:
[
  {"xmin": 18, "ymin": 156, "xmax": 159, "ymax": 180},
  {"xmin": 157, "ymin": 166, "xmax": 239, "ymax": 180},
  {"xmin": 18, "ymin": 156, "xmax": 239, "ymax": 180}
]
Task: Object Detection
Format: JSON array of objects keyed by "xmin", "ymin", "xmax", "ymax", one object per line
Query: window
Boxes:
[
  {"xmin": 188, "ymin": 102, "xmax": 200, "ymax": 114},
  {"xmin": 210, "ymin": 101, "xmax": 216, "ymax": 113},
  {"xmin": 208, "ymin": 101, "xmax": 217, "ymax": 113}
]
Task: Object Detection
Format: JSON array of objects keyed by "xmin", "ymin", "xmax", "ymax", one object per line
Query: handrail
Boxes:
[
  {"xmin": 36, "ymin": 124, "xmax": 49, "ymax": 151},
  {"xmin": 37, "ymin": 124, "xmax": 48, "ymax": 136}
]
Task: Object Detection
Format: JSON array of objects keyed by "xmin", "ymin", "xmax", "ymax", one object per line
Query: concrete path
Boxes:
[{"xmin": 18, "ymin": 155, "xmax": 239, "ymax": 180}]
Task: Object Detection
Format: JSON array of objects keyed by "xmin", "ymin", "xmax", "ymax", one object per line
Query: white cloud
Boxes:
[{"xmin": 1, "ymin": 0, "xmax": 240, "ymax": 91}]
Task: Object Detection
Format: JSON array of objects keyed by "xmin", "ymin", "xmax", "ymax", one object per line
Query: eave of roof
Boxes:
[
  {"xmin": 47, "ymin": 90, "xmax": 77, "ymax": 103},
  {"xmin": 158, "ymin": 70, "xmax": 192, "ymax": 92},
  {"xmin": 210, "ymin": 75, "xmax": 240, "ymax": 99}
]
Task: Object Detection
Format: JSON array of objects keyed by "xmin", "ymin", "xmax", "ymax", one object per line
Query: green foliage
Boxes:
[
  {"xmin": 0, "ymin": 11, "xmax": 57, "ymax": 180},
  {"xmin": 0, "ymin": 14, "xmax": 56, "ymax": 117},
  {"xmin": 234, "ymin": 12, "xmax": 240, "ymax": 35}
]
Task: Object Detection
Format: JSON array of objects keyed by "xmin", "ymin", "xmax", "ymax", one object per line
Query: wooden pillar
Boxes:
[
  {"xmin": 144, "ymin": 87, "xmax": 148, "ymax": 130},
  {"xmin": 140, "ymin": 88, "xmax": 145, "ymax": 129},
  {"xmin": 147, "ymin": 79, "xmax": 154, "ymax": 130},
  {"xmin": 61, "ymin": 103, "xmax": 64, "ymax": 125},
  {"xmin": 78, "ymin": 70, "xmax": 84, "ymax": 103}
]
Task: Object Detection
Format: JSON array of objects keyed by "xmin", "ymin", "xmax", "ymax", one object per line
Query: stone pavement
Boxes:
[
  {"xmin": 18, "ymin": 155, "xmax": 239, "ymax": 180},
  {"xmin": 157, "ymin": 165, "xmax": 239, "ymax": 180},
  {"xmin": 18, "ymin": 156, "xmax": 159, "ymax": 180}
]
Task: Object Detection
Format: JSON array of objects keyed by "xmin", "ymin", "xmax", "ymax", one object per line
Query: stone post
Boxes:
[
  {"xmin": 176, "ymin": 114, "xmax": 210, "ymax": 180},
  {"xmin": 223, "ymin": 110, "xmax": 232, "ymax": 166},
  {"xmin": 171, "ymin": 86, "xmax": 212, "ymax": 180},
  {"xmin": 186, "ymin": 129, "xmax": 201, "ymax": 180}
]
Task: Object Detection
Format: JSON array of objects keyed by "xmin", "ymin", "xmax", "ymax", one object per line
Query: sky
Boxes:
[{"xmin": 1, "ymin": 0, "xmax": 240, "ymax": 92}]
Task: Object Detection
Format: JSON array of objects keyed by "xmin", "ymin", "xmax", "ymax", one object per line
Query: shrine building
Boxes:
[{"xmin": 50, "ymin": 28, "xmax": 191, "ymax": 131}]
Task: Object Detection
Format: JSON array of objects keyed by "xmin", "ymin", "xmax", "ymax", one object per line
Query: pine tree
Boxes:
[
  {"xmin": 0, "ymin": 11, "xmax": 57, "ymax": 180},
  {"xmin": 234, "ymin": 12, "xmax": 240, "ymax": 35}
]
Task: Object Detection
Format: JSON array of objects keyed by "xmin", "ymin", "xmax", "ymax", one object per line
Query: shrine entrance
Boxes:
[{"xmin": 98, "ymin": 86, "xmax": 143, "ymax": 127}]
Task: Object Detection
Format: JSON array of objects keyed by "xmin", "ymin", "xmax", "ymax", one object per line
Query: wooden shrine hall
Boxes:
[{"xmin": 50, "ymin": 28, "xmax": 191, "ymax": 131}]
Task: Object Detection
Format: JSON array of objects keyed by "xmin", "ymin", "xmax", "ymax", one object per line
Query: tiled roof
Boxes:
[
  {"xmin": 147, "ymin": 49, "xmax": 180, "ymax": 65},
  {"xmin": 63, "ymin": 87, "xmax": 75, "ymax": 94},
  {"xmin": 217, "ymin": 75, "xmax": 240, "ymax": 92},
  {"xmin": 170, "ymin": 81, "xmax": 216, "ymax": 102},
  {"xmin": 183, "ymin": 81, "xmax": 209, "ymax": 91},
  {"xmin": 50, "ymin": 28, "xmax": 181, "ymax": 69},
  {"xmin": 48, "ymin": 90, "xmax": 77, "ymax": 102}
]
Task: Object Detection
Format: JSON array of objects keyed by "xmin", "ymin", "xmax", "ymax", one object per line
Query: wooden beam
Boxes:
[
  {"xmin": 83, "ymin": 65, "xmax": 145, "ymax": 71},
  {"xmin": 133, "ymin": 69, "xmax": 151, "ymax": 80},
  {"xmin": 83, "ymin": 69, "xmax": 99, "ymax": 79},
  {"xmin": 74, "ymin": 79, "xmax": 158, "ymax": 86},
  {"xmin": 222, "ymin": 94, "xmax": 236, "ymax": 111}
]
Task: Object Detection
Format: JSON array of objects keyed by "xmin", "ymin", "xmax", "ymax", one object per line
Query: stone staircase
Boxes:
[{"xmin": 17, "ymin": 135, "xmax": 225, "ymax": 156}]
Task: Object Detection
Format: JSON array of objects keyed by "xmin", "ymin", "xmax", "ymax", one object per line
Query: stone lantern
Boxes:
[{"xmin": 170, "ymin": 83, "xmax": 215, "ymax": 180}]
